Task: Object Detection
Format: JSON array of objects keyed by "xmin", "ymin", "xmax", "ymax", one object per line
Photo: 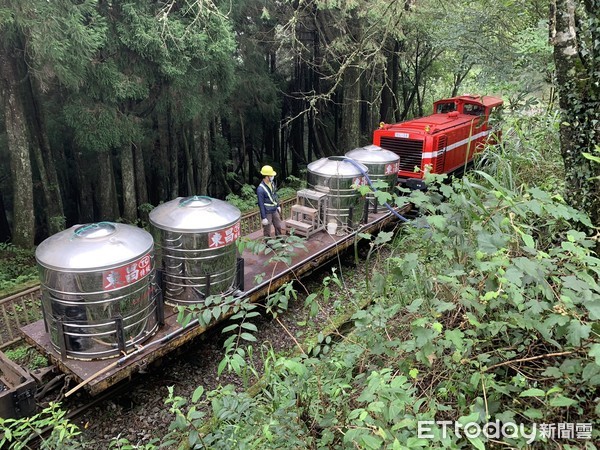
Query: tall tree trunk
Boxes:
[
  {"xmin": 167, "ymin": 108, "xmax": 178, "ymax": 199},
  {"xmin": 212, "ymin": 118, "xmax": 232, "ymax": 197},
  {"xmin": 0, "ymin": 193, "xmax": 11, "ymax": 242},
  {"xmin": 97, "ymin": 150, "xmax": 119, "ymax": 220},
  {"xmin": 340, "ymin": 64, "xmax": 361, "ymax": 152},
  {"xmin": 272, "ymin": 122, "xmax": 280, "ymax": 175},
  {"xmin": 198, "ymin": 127, "xmax": 211, "ymax": 195},
  {"xmin": 391, "ymin": 41, "xmax": 400, "ymax": 123},
  {"xmin": 307, "ymin": 108, "xmax": 315, "ymax": 163},
  {"xmin": 263, "ymin": 118, "xmax": 274, "ymax": 161},
  {"xmin": 239, "ymin": 112, "xmax": 247, "ymax": 182},
  {"xmin": 551, "ymin": 0, "xmax": 600, "ymax": 231},
  {"xmin": 380, "ymin": 42, "xmax": 400, "ymax": 124},
  {"xmin": 133, "ymin": 143, "xmax": 148, "ymax": 207},
  {"xmin": 361, "ymin": 77, "xmax": 374, "ymax": 139},
  {"xmin": 153, "ymin": 115, "xmax": 168, "ymax": 204},
  {"xmin": 289, "ymin": 104, "xmax": 304, "ymax": 177},
  {"xmin": 30, "ymin": 136, "xmax": 57, "ymax": 235},
  {"xmin": 27, "ymin": 76, "xmax": 65, "ymax": 235},
  {"xmin": 0, "ymin": 45, "xmax": 35, "ymax": 247},
  {"xmin": 182, "ymin": 127, "xmax": 194, "ymax": 195},
  {"xmin": 73, "ymin": 148, "xmax": 94, "ymax": 223},
  {"xmin": 121, "ymin": 143, "xmax": 137, "ymax": 223}
]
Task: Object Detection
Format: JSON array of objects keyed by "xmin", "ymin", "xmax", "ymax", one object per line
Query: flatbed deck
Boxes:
[{"xmin": 21, "ymin": 206, "xmax": 409, "ymax": 395}]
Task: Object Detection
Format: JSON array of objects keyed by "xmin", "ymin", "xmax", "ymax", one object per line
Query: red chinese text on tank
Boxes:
[
  {"xmin": 352, "ymin": 176, "xmax": 367, "ymax": 187},
  {"xmin": 102, "ymin": 253, "xmax": 152, "ymax": 291},
  {"xmin": 385, "ymin": 162, "xmax": 399, "ymax": 175},
  {"xmin": 208, "ymin": 222, "xmax": 241, "ymax": 249}
]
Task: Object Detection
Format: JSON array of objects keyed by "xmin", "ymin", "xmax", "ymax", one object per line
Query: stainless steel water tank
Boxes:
[
  {"xmin": 345, "ymin": 145, "xmax": 399, "ymax": 211},
  {"xmin": 149, "ymin": 196, "xmax": 241, "ymax": 305},
  {"xmin": 307, "ymin": 156, "xmax": 369, "ymax": 231},
  {"xmin": 36, "ymin": 222, "xmax": 161, "ymax": 360}
]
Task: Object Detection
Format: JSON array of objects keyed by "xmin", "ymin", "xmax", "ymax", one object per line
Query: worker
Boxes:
[{"xmin": 257, "ymin": 165, "xmax": 285, "ymax": 237}]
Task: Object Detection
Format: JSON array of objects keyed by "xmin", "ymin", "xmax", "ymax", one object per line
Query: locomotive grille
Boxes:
[
  {"xmin": 435, "ymin": 136, "xmax": 447, "ymax": 173},
  {"xmin": 380, "ymin": 137, "xmax": 423, "ymax": 172}
]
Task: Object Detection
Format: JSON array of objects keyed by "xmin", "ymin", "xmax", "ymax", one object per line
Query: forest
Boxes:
[
  {"xmin": 1, "ymin": 0, "xmax": 599, "ymax": 449},
  {"xmin": 1, "ymin": 0, "xmax": 595, "ymax": 249}
]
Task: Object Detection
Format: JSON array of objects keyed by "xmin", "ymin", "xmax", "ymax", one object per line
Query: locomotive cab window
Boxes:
[
  {"xmin": 436, "ymin": 102, "xmax": 456, "ymax": 114},
  {"xmin": 464, "ymin": 103, "xmax": 486, "ymax": 127},
  {"xmin": 463, "ymin": 103, "xmax": 485, "ymax": 116}
]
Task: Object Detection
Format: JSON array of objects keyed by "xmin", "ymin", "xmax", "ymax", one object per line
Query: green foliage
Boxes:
[
  {"xmin": 48, "ymin": 215, "xmax": 66, "ymax": 233},
  {"xmin": 225, "ymin": 184, "xmax": 259, "ymax": 212},
  {"xmin": 177, "ymin": 235, "xmax": 307, "ymax": 383},
  {"xmin": 380, "ymin": 176, "xmax": 598, "ymax": 446},
  {"xmin": 12, "ymin": 0, "xmax": 108, "ymax": 89},
  {"xmin": 476, "ymin": 108, "xmax": 563, "ymax": 192},
  {"xmin": 63, "ymin": 103, "xmax": 142, "ymax": 153},
  {"xmin": 5, "ymin": 345, "xmax": 48, "ymax": 370},
  {"xmin": 582, "ymin": 145, "xmax": 600, "ymax": 180},
  {"xmin": 0, "ymin": 243, "xmax": 37, "ymax": 290},
  {"xmin": 3, "ymin": 345, "xmax": 28, "ymax": 363},
  {"xmin": 277, "ymin": 175, "xmax": 305, "ymax": 199},
  {"xmin": 163, "ymin": 171, "xmax": 599, "ymax": 448},
  {"xmin": 0, "ymin": 402, "xmax": 82, "ymax": 450}
]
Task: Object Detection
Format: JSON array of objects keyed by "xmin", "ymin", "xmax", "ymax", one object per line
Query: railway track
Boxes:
[
  {"xmin": 21, "ymin": 249, "xmax": 361, "ymax": 447},
  {"xmin": 74, "ymin": 242, "xmax": 392, "ymax": 447}
]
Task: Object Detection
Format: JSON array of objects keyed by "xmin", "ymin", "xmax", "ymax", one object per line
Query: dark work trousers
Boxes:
[{"xmin": 263, "ymin": 211, "xmax": 285, "ymax": 237}]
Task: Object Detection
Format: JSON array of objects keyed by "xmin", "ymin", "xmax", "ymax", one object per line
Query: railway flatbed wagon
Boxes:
[{"xmin": 21, "ymin": 203, "xmax": 410, "ymax": 396}]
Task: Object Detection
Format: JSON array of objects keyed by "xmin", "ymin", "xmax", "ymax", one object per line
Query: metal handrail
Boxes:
[{"xmin": 0, "ymin": 285, "xmax": 41, "ymax": 306}]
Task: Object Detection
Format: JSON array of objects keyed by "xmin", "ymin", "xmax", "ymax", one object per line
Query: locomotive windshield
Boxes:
[
  {"xmin": 463, "ymin": 103, "xmax": 485, "ymax": 116},
  {"xmin": 436, "ymin": 102, "xmax": 456, "ymax": 113}
]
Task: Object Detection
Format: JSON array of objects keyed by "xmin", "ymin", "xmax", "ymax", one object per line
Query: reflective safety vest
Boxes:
[
  {"xmin": 257, "ymin": 180, "xmax": 279, "ymax": 219},
  {"xmin": 258, "ymin": 181, "xmax": 278, "ymax": 207}
]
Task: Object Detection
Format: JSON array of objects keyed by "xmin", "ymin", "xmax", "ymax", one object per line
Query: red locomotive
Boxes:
[{"xmin": 374, "ymin": 94, "xmax": 503, "ymax": 188}]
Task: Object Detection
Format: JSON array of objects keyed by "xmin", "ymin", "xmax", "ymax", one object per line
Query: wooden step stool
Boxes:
[
  {"xmin": 285, "ymin": 219, "xmax": 313, "ymax": 237},
  {"xmin": 287, "ymin": 205, "xmax": 319, "ymax": 237},
  {"xmin": 285, "ymin": 189, "xmax": 328, "ymax": 238}
]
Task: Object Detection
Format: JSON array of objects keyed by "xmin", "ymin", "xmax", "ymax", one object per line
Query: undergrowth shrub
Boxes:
[
  {"xmin": 375, "ymin": 173, "xmax": 599, "ymax": 448},
  {"xmin": 0, "ymin": 243, "xmax": 37, "ymax": 291},
  {"xmin": 158, "ymin": 168, "xmax": 598, "ymax": 449},
  {"xmin": 138, "ymin": 172, "xmax": 599, "ymax": 449},
  {"xmin": 476, "ymin": 108, "xmax": 563, "ymax": 193},
  {"xmin": 0, "ymin": 402, "xmax": 81, "ymax": 449}
]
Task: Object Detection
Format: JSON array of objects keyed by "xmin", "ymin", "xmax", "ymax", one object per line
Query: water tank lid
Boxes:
[
  {"xmin": 73, "ymin": 222, "xmax": 116, "ymax": 238},
  {"xmin": 149, "ymin": 196, "xmax": 241, "ymax": 233},
  {"xmin": 307, "ymin": 157, "xmax": 369, "ymax": 177},
  {"xmin": 35, "ymin": 222, "xmax": 154, "ymax": 272},
  {"xmin": 345, "ymin": 145, "xmax": 400, "ymax": 164}
]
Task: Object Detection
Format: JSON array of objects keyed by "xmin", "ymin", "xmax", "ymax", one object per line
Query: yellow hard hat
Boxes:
[{"xmin": 260, "ymin": 165, "xmax": 276, "ymax": 176}]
